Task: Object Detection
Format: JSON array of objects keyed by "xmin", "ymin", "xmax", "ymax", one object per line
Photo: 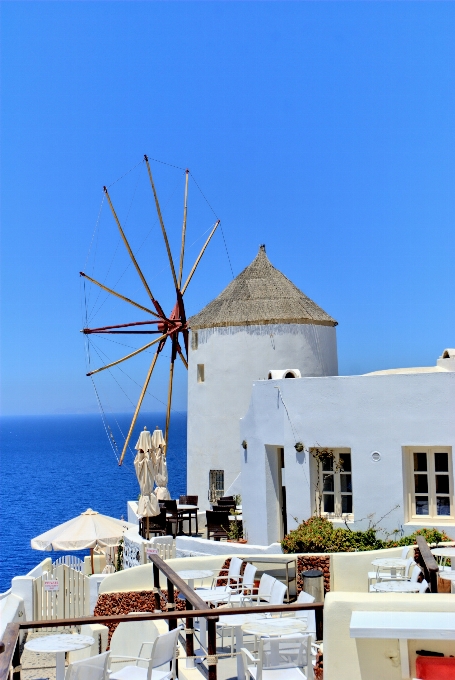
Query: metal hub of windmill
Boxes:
[{"xmin": 80, "ymin": 155, "xmax": 220, "ymax": 465}]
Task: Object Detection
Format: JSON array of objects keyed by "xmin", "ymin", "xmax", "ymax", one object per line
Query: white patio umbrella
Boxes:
[
  {"xmin": 151, "ymin": 427, "xmax": 171, "ymax": 500},
  {"xmin": 31, "ymin": 509, "xmax": 135, "ymax": 573},
  {"xmin": 134, "ymin": 427, "xmax": 160, "ymax": 527}
]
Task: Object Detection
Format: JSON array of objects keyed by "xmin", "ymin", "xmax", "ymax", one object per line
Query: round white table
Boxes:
[
  {"xmin": 241, "ymin": 617, "xmax": 309, "ymax": 637},
  {"xmin": 431, "ymin": 547, "xmax": 455, "ymax": 569},
  {"xmin": 372, "ymin": 581, "xmax": 420, "ymax": 593},
  {"xmin": 25, "ymin": 634, "xmax": 94, "ymax": 680},
  {"xmin": 177, "ymin": 569, "xmax": 213, "ymax": 590},
  {"xmin": 218, "ymin": 614, "xmax": 266, "ymax": 680},
  {"xmin": 371, "ymin": 557, "xmax": 408, "ymax": 579}
]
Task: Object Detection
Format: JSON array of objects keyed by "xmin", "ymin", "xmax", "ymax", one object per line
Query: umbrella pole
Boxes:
[{"xmin": 90, "ymin": 548, "xmax": 95, "ymax": 575}]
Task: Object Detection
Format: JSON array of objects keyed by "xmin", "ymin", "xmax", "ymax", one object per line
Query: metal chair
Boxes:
[
  {"xmin": 241, "ymin": 636, "xmax": 309, "ymax": 680},
  {"xmin": 109, "ymin": 626, "xmax": 181, "ymax": 680},
  {"xmin": 65, "ymin": 651, "xmax": 110, "ymax": 680},
  {"xmin": 206, "ymin": 510, "xmax": 230, "ymax": 540}
]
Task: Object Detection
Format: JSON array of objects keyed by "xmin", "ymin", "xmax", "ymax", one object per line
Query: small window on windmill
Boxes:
[
  {"xmin": 209, "ymin": 470, "xmax": 224, "ymax": 502},
  {"xmin": 191, "ymin": 331, "xmax": 198, "ymax": 350},
  {"xmin": 197, "ymin": 364, "xmax": 205, "ymax": 383}
]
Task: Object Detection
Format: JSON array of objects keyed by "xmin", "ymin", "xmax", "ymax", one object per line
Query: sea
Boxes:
[{"xmin": 0, "ymin": 413, "xmax": 187, "ymax": 593}]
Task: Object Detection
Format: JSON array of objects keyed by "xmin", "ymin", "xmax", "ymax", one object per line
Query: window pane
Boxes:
[
  {"xmin": 321, "ymin": 457, "xmax": 333, "ymax": 472},
  {"xmin": 323, "ymin": 494, "xmax": 334, "ymax": 513},
  {"xmin": 341, "ymin": 495, "xmax": 352, "ymax": 514},
  {"xmin": 340, "ymin": 474, "xmax": 352, "ymax": 492},
  {"xmin": 413, "ymin": 452, "xmax": 427, "ymax": 471},
  {"xmin": 435, "ymin": 452, "xmax": 448, "ymax": 472},
  {"xmin": 323, "ymin": 474, "xmax": 334, "ymax": 492},
  {"xmin": 415, "ymin": 497, "xmax": 429, "ymax": 515},
  {"xmin": 436, "ymin": 475, "xmax": 450, "ymax": 494},
  {"xmin": 340, "ymin": 454, "xmax": 351, "ymax": 472},
  {"xmin": 414, "ymin": 474, "xmax": 428, "ymax": 493},
  {"xmin": 437, "ymin": 497, "xmax": 451, "ymax": 516}
]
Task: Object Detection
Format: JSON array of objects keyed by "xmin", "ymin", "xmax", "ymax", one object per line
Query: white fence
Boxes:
[
  {"xmin": 34, "ymin": 564, "xmax": 89, "ymax": 622},
  {"xmin": 53, "ymin": 555, "xmax": 84, "ymax": 572}
]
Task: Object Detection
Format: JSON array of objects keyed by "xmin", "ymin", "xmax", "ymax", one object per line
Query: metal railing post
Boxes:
[
  {"xmin": 166, "ymin": 578, "xmax": 176, "ymax": 630},
  {"xmin": 207, "ymin": 616, "xmax": 218, "ymax": 680},
  {"xmin": 153, "ymin": 563, "xmax": 161, "ymax": 610},
  {"xmin": 185, "ymin": 601, "xmax": 195, "ymax": 668}
]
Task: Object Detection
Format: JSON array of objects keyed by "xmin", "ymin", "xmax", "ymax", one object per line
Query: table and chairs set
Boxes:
[
  {"xmin": 176, "ymin": 556, "xmax": 319, "ymax": 679},
  {"xmin": 139, "ymin": 496, "xmax": 199, "ymax": 539},
  {"xmin": 367, "ymin": 546, "xmax": 430, "ymax": 593}
]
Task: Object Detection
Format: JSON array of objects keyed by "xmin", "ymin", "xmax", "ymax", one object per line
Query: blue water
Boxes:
[{"xmin": 0, "ymin": 413, "xmax": 187, "ymax": 592}]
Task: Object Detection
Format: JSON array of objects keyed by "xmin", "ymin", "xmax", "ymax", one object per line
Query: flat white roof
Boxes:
[{"xmin": 350, "ymin": 611, "xmax": 455, "ymax": 640}]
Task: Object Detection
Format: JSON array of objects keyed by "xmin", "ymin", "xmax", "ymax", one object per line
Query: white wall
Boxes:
[
  {"xmin": 324, "ymin": 592, "xmax": 455, "ymax": 680},
  {"xmin": 187, "ymin": 323, "xmax": 338, "ymax": 509},
  {"xmin": 241, "ymin": 372, "xmax": 455, "ymax": 545}
]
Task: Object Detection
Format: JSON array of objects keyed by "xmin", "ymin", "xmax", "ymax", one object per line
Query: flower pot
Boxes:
[{"xmin": 227, "ymin": 538, "xmax": 247, "ymax": 544}]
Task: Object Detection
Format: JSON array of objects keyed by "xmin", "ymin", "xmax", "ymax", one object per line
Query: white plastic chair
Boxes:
[
  {"xmin": 418, "ymin": 578, "xmax": 429, "ymax": 593},
  {"xmin": 241, "ymin": 636, "xmax": 309, "ymax": 679},
  {"xmin": 109, "ymin": 626, "xmax": 181, "ymax": 680},
  {"xmin": 66, "ymin": 652, "xmax": 110, "ymax": 680},
  {"xmin": 109, "ymin": 614, "xmax": 162, "ymax": 673},
  {"xmin": 197, "ymin": 556, "xmax": 244, "ymax": 595},
  {"xmin": 230, "ymin": 563, "xmax": 258, "ymax": 604},
  {"xmin": 244, "ymin": 573, "xmax": 277, "ymax": 605},
  {"xmin": 409, "ymin": 564, "xmax": 423, "ymax": 583}
]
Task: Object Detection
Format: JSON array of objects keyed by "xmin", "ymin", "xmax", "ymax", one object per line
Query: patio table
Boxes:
[
  {"xmin": 241, "ymin": 617, "xmax": 309, "ymax": 637},
  {"xmin": 218, "ymin": 613, "xmax": 266, "ymax": 680},
  {"xmin": 176, "ymin": 504, "xmax": 199, "ymax": 535},
  {"xmin": 371, "ymin": 557, "xmax": 408, "ymax": 579},
  {"xmin": 24, "ymin": 634, "xmax": 94, "ymax": 680},
  {"xmin": 177, "ymin": 569, "xmax": 213, "ymax": 590},
  {"xmin": 431, "ymin": 547, "xmax": 455, "ymax": 569},
  {"xmin": 372, "ymin": 581, "xmax": 420, "ymax": 593}
]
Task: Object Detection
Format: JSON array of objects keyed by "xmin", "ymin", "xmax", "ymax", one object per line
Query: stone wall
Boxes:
[
  {"xmin": 297, "ymin": 555, "xmax": 331, "ymax": 594},
  {"xmin": 94, "ymin": 590, "xmax": 186, "ymax": 646}
]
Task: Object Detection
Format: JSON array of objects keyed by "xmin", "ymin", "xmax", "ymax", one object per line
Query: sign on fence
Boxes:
[
  {"xmin": 146, "ymin": 548, "xmax": 159, "ymax": 557},
  {"xmin": 44, "ymin": 580, "xmax": 59, "ymax": 592}
]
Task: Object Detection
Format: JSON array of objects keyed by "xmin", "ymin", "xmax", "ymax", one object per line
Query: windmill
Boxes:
[{"xmin": 80, "ymin": 155, "xmax": 220, "ymax": 465}]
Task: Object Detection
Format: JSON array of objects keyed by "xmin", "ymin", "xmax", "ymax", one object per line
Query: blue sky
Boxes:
[{"xmin": 1, "ymin": 1, "xmax": 454, "ymax": 416}]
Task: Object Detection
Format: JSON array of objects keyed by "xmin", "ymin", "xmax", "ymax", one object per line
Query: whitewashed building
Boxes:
[
  {"xmin": 240, "ymin": 350, "xmax": 455, "ymax": 546},
  {"xmin": 187, "ymin": 245, "xmax": 338, "ymax": 509}
]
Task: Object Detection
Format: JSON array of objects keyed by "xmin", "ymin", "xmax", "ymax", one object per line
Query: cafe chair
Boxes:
[
  {"xmin": 66, "ymin": 651, "xmax": 110, "ymax": 680},
  {"xmin": 109, "ymin": 626, "xmax": 181, "ymax": 680},
  {"xmin": 241, "ymin": 636, "xmax": 310, "ymax": 680}
]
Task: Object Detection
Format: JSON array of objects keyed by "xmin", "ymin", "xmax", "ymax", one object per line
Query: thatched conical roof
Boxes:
[{"xmin": 188, "ymin": 245, "xmax": 337, "ymax": 329}]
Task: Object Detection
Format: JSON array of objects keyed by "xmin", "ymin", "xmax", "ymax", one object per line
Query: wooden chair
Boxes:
[
  {"xmin": 139, "ymin": 508, "xmax": 167, "ymax": 539},
  {"xmin": 179, "ymin": 495, "xmax": 198, "ymax": 505},
  {"xmin": 159, "ymin": 500, "xmax": 182, "ymax": 538},
  {"xmin": 178, "ymin": 496, "xmax": 199, "ymax": 534},
  {"xmin": 206, "ymin": 510, "xmax": 230, "ymax": 540}
]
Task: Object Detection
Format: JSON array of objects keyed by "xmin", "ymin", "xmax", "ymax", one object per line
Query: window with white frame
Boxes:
[
  {"xmin": 311, "ymin": 448, "xmax": 353, "ymax": 517},
  {"xmin": 405, "ymin": 447, "xmax": 453, "ymax": 520}
]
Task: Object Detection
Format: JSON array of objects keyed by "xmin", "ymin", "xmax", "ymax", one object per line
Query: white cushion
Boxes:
[{"xmin": 110, "ymin": 666, "xmax": 171, "ymax": 680}]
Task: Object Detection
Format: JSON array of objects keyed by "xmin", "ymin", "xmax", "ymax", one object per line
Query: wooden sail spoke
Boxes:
[
  {"xmin": 80, "ymin": 272, "xmax": 159, "ymax": 318},
  {"xmin": 181, "ymin": 220, "xmax": 220, "ymax": 294},
  {"xmin": 104, "ymin": 186, "xmax": 155, "ymax": 303},
  {"xmin": 86, "ymin": 333, "xmax": 167, "ymax": 377},
  {"xmin": 178, "ymin": 170, "xmax": 189, "ymax": 288},
  {"xmin": 144, "ymin": 155, "xmax": 178, "ymax": 290},
  {"xmin": 177, "ymin": 345, "xmax": 188, "ymax": 369},
  {"xmin": 118, "ymin": 351, "xmax": 161, "ymax": 465}
]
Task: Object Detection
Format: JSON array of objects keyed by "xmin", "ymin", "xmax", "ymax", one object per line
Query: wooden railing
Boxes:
[
  {"xmin": 416, "ymin": 535, "xmax": 440, "ymax": 593},
  {"xmin": 0, "ymin": 554, "xmax": 324, "ymax": 680}
]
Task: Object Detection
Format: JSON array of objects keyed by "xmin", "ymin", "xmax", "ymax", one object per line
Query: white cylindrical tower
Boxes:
[{"xmin": 187, "ymin": 245, "xmax": 338, "ymax": 508}]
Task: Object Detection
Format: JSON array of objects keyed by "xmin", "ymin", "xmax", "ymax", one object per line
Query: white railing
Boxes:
[{"xmin": 53, "ymin": 555, "xmax": 84, "ymax": 572}]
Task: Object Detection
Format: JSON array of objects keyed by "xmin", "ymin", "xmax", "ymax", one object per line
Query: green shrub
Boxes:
[{"xmin": 281, "ymin": 516, "xmax": 452, "ymax": 554}]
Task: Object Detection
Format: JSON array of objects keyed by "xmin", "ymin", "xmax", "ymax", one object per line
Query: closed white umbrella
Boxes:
[
  {"xmin": 31, "ymin": 509, "xmax": 135, "ymax": 573},
  {"xmin": 151, "ymin": 427, "xmax": 171, "ymax": 500},
  {"xmin": 134, "ymin": 427, "xmax": 160, "ymax": 528}
]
